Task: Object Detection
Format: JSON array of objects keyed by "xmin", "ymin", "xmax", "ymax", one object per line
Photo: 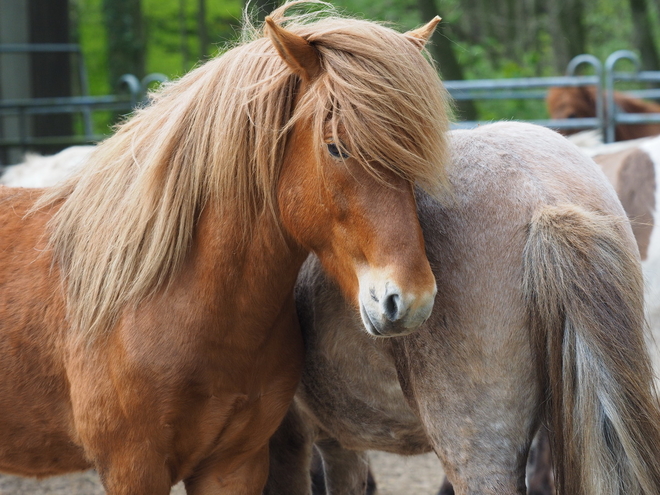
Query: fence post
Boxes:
[
  {"xmin": 566, "ymin": 54, "xmax": 604, "ymax": 140},
  {"xmin": 604, "ymin": 50, "xmax": 641, "ymax": 143}
]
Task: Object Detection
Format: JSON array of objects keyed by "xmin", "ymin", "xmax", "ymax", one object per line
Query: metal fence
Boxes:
[
  {"xmin": 445, "ymin": 54, "xmax": 605, "ymax": 135},
  {"xmin": 0, "ymin": 44, "xmax": 167, "ymax": 151},
  {"xmin": 2, "ymin": 47, "xmax": 660, "ymax": 155},
  {"xmin": 604, "ymin": 50, "xmax": 660, "ymax": 142},
  {"xmin": 445, "ymin": 51, "xmax": 660, "ymax": 143}
]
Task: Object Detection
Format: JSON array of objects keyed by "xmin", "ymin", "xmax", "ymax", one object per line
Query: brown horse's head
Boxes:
[
  {"xmin": 546, "ymin": 86, "xmax": 598, "ymax": 135},
  {"xmin": 267, "ymin": 12, "xmax": 449, "ymax": 337},
  {"xmin": 39, "ymin": 4, "xmax": 450, "ymax": 340}
]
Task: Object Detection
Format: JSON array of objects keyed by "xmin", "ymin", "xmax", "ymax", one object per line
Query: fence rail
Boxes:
[
  {"xmin": 444, "ymin": 51, "xmax": 660, "ymax": 143},
  {"xmin": 2, "ymin": 48, "xmax": 660, "ymax": 156},
  {"xmin": 0, "ymin": 44, "xmax": 167, "ymax": 153}
]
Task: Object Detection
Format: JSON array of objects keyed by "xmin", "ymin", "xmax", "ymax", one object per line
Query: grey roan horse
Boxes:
[{"xmin": 266, "ymin": 122, "xmax": 660, "ymax": 495}]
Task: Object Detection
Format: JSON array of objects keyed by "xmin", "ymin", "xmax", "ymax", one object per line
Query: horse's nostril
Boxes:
[{"xmin": 384, "ymin": 293, "xmax": 401, "ymax": 322}]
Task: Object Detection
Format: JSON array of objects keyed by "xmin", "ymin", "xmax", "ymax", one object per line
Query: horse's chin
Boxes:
[
  {"xmin": 359, "ymin": 299, "xmax": 431, "ymax": 338},
  {"xmin": 356, "ymin": 269, "xmax": 435, "ymax": 338}
]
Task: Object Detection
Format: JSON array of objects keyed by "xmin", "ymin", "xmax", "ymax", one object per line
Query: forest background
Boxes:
[{"xmin": 75, "ymin": 0, "xmax": 660, "ymax": 128}]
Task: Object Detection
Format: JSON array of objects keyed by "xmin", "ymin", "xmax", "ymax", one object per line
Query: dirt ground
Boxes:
[
  {"xmin": 0, "ymin": 452, "xmax": 444, "ymax": 494},
  {"xmin": 368, "ymin": 451, "xmax": 444, "ymax": 495}
]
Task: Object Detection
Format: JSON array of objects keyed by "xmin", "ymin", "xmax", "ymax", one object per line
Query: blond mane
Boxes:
[{"xmin": 36, "ymin": 1, "xmax": 451, "ymax": 339}]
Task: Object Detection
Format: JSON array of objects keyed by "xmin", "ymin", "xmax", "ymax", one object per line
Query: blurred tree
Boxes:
[
  {"xmin": 198, "ymin": 0, "xmax": 208, "ymax": 58},
  {"xmin": 547, "ymin": 0, "xmax": 586, "ymax": 73},
  {"xmin": 179, "ymin": 0, "xmax": 190, "ymax": 70},
  {"xmin": 418, "ymin": 0, "xmax": 477, "ymax": 120},
  {"xmin": 102, "ymin": 0, "xmax": 145, "ymax": 87},
  {"xmin": 29, "ymin": 0, "xmax": 73, "ymax": 152},
  {"xmin": 628, "ymin": 0, "xmax": 660, "ymax": 70},
  {"xmin": 452, "ymin": 0, "xmax": 542, "ymax": 70},
  {"xmin": 70, "ymin": 0, "xmax": 660, "ymax": 126}
]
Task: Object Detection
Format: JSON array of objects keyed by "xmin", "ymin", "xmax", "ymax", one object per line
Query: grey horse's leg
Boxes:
[
  {"xmin": 437, "ymin": 426, "xmax": 555, "ymax": 495},
  {"xmin": 265, "ymin": 401, "xmax": 316, "ymax": 495},
  {"xmin": 526, "ymin": 427, "xmax": 554, "ymax": 495},
  {"xmin": 312, "ymin": 445, "xmax": 377, "ymax": 495},
  {"xmin": 438, "ymin": 476, "xmax": 455, "ymax": 495},
  {"xmin": 390, "ymin": 322, "xmax": 538, "ymax": 495},
  {"xmin": 311, "ymin": 447, "xmax": 327, "ymax": 495},
  {"xmin": 315, "ymin": 437, "xmax": 371, "ymax": 495}
]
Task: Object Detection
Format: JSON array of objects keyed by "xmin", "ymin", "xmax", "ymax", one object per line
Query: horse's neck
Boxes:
[
  {"xmin": 189, "ymin": 204, "xmax": 308, "ymax": 328},
  {"xmin": 615, "ymin": 93, "xmax": 660, "ymax": 114}
]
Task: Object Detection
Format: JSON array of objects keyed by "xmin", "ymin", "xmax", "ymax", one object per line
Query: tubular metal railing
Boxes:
[
  {"xmin": 445, "ymin": 51, "xmax": 660, "ymax": 143},
  {"xmin": 0, "ymin": 44, "xmax": 167, "ymax": 150},
  {"xmin": 3, "ymin": 47, "xmax": 660, "ymax": 152}
]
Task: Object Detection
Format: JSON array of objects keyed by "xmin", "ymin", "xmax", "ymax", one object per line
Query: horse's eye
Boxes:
[{"xmin": 327, "ymin": 142, "xmax": 349, "ymax": 159}]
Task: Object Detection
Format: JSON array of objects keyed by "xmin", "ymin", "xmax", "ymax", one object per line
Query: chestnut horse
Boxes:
[
  {"xmin": 0, "ymin": 3, "xmax": 450, "ymax": 494},
  {"xmin": 266, "ymin": 122, "xmax": 660, "ymax": 495},
  {"xmin": 547, "ymin": 85, "xmax": 660, "ymax": 141}
]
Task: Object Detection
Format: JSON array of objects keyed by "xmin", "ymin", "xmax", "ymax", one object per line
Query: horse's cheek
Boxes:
[{"xmin": 277, "ymin": 176, "xmax": 328, "ymax": 250}]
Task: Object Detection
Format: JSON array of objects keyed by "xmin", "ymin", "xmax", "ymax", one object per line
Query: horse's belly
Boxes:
[
  {"xmin": 0, "ymin": 440, "xmax": 89, "ymax": 478},
  {"xmin": 0, "ymin": 332, "xmax": 86, "ymax": 476},
  {"xmin": 299, "ymin": 354, "xmax": 431, "ymax": 454},
  {"xmin": 0, "ymin": 375, "xmax": 87, "ymax": 477}
]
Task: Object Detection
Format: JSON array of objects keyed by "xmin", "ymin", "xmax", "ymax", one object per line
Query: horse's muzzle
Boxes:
[{"xmin": 358, "ymin": 275, "xmax": 436, "ymax": 337}]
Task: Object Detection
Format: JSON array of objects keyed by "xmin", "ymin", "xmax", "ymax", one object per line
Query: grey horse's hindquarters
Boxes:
[{"xmin": 268, "ymin": 123, "xmax": 660, "ymax": 495}]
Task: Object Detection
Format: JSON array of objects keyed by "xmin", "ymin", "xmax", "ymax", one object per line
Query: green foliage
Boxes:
[
  {"xmin": 142, "ymin": 0, "xmax": 242, "ymax": 76},
  {"xmin": 72, "ymin": 0, "xmax": 108, "ymax": 95},
  {"xmin": 332, "ymin": 0, "xmax": 420, "ymax": 28},
  {"xmin": 71, "ymin": 0, "xmax": 658, "ymax": 129},
  {"xmin": 72, "ymin": 0, "xmax": 242, "ymax": 134}
]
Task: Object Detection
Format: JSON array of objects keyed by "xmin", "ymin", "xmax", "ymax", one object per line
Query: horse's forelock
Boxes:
[{"xmin": 287, "ymin": 17, "xmax": 451, "ymax": 194}]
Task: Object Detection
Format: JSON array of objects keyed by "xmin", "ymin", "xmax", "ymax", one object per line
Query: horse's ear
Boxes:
[
  {"xmin": 265, "ymin": 17, "xmax": 321, "ymax": 81},
  {"xmin": 405, "ymin": 16, "xmax": 442, "ymax": 49}
]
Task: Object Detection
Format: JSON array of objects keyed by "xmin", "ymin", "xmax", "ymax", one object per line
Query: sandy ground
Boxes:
[
  {"xmin": 0, "ymin": 452, "xmax": 443, "ymax": 494},
  {"xmin": 368, "ymin": 451, "xmax": 444, "ymax": 495}
]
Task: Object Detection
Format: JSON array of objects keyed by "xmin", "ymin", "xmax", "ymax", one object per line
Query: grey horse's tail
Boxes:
[{"xmin": 523, "ymin": 203, "xmax": 660, "ymax": 495}]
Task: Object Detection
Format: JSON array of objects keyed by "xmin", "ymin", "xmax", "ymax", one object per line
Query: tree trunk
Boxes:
[
  {"xmin": 198, "ymin": 0, "xmax": 208, "ymax": 59},
  {"xmin": 179, "ymin": 0, "xmax": 190, "ymax": 71},
  {"xmin": 102, "ymin": 0, "xmax": 145, "ymax": 87},
  {"xmin": 417, "ymin": 0, "xmax": 478, "ymax": 121},
  {"xmin": 629, "ymin": 0, "xmax": 660, "ymax": 70},
  {"xmin": 29, "ymin": 0, "xmax": 72, "ymax": 153},
  {"xmin": 546, "ymin": 0, "xmax": 586, "ymax": 73}
]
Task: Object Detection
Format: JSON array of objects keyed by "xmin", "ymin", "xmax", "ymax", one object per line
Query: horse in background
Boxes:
[
  {"xmin": 588, "ymin": 136, "xmax": 660, "ymax": 369},
  {"xmin": 266, "ymin": 122, "xmax": 660, "ymax": 495},
  {"xmin": 0, "ymin": 146, "xmax": 93, "ymax": 187},
  {"xmin": 546, "ymin": 85, "xmax": 660, "ymax": 141},
  {"xmin": 0, "ymin": 3, "xmax": 450, "ymax": 494}
]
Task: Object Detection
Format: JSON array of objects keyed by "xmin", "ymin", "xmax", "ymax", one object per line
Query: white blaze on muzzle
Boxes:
[{"xmin": 357, "ymin": 268, "xmax": 436, "ymax": 337}]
